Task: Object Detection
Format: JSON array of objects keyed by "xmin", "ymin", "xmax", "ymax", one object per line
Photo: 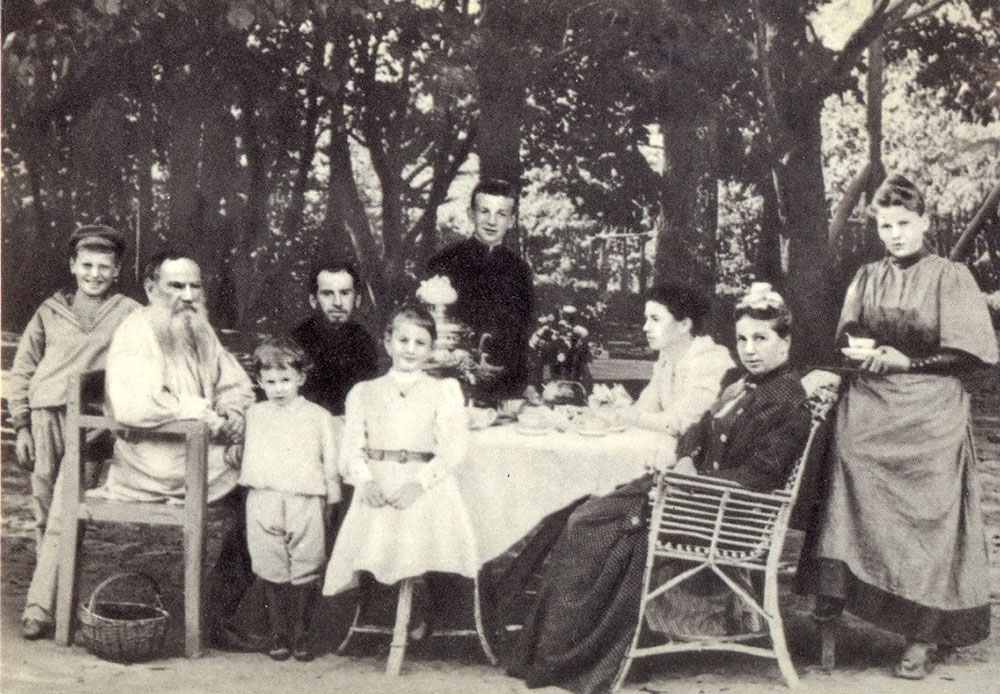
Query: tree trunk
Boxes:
[
  {"xmin": 325, "ymin": 124, "xmax": 389, "ymax": 318},
  {"xmin": 755, "ymin": 177, "xmax": 785, "ymax": 291},
  {"xmin": 771, "ymin": 103, "xmax": 839, "ymax": 364},
  {"xmin": 861, "ymin": 34, "xmax": 887, "ymax": 265},
  {"xmin": 653, "ymin": 117, "xmax": 718, "ymax": 293},
  {"xmin": 475, "ymin": 0, "xmax": 524, "ymax": 184}
]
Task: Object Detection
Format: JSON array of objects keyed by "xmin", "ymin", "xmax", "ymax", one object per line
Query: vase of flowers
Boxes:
[{"xmin": 528, "ymin": 305, "xmax": 594, "ymax": 396}]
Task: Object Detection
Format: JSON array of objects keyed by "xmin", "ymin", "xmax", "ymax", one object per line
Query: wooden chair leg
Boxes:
[
  {"xmin": 55, "ymin": 426, "xmax": 83, "ymax": 647},
  {"xmin": 763, "ymin": 571, "xmax": 799, "ymax": 688},
  {"xmin": 182, "ymin": 427, "xmax": 207, "ymax": 658},
  {"xmin": 336, "ymin": 602, "xmax": 363, "ymax": 655},
  {"xmin": 820, "ymin": 621, "xmax": 837, "ymax": 671},
  {"xmin": 54, "ymin": 518, "xmax": 82, "ymax": 646},
  {"xmin": 386, "ymin": 578, "xmax": 414, "ymax": 676}
]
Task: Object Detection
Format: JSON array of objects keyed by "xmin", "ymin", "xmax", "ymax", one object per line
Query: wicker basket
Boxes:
[{"xmin": 77, "ymin": 572, "xmax": 170, "ymax": 663}]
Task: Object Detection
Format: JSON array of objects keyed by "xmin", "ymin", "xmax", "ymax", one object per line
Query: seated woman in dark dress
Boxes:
[{"xmin": 504, "ymin": 283, "xmax": 814, "ymax": 694}]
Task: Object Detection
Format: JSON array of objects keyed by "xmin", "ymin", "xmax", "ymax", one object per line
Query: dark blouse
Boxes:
[{"xmin": 678, "ymin": 364, "xmax": 812, "ymax": 491}]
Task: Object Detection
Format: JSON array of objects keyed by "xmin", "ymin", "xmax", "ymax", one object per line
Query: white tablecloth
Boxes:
[{"xmin": 456, "ymin": 426, "xmax": 676, "ymax": 565}]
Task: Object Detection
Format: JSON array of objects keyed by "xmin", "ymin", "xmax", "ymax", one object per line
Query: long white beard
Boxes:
[{"xmin": 149, "ymin": 304, "xmax": 214, "ymax": 361}]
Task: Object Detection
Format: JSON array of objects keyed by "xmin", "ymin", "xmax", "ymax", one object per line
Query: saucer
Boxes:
[
  {"xmin": 515, "ymin": 426, "xmax": 550, "ymax": 436},
  {"xmin": 841, "ymin": 346, "xmax": 878, "ymax": 361}
]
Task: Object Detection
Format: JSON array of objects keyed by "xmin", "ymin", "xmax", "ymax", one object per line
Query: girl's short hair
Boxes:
[
  {"xmin": 867, "ymin": 173, "xmax": 925, "ymax": 216},
  {"xmin": 253, "ymin": 336, "xmax": 313, "ymax": 374},
  {"xmin": 645, "ymin": 282, "xmax": 711, "ymax": 336},
  {"xmin": 734, "ymin": 282, "xmax": 792, "ymax": 339},
  {"xmin": 386, "ymin": 302, "xmax": 437, "ymax": 341}
]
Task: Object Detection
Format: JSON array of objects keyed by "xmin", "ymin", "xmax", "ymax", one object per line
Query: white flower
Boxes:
[
  {"xmin": 572, "ymin": 325, "xmax": 589, "ymax": 339},
  {"xmin": 736, "ymin": 282, "xmax": 786, "ymax": 312},
  {"xmin": 416, "ymin": 275, "xmax": 458, "ymax": 305}
]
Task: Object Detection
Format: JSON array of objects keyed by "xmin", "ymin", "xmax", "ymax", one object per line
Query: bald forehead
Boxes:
[{"xmin": 156, "ymin": 258, "xmax": 202, "ymax": 283}]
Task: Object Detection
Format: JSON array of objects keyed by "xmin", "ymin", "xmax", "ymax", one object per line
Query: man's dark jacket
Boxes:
[
  {"xmin": 292, "ymin": 315, "xmax": 378, "ymax": 416},
  {"xmin": 427, "ymin": 238, "xmax": 534, "ymax": 398}
]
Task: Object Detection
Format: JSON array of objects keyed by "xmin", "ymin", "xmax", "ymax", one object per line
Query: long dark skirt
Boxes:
[{"xmin": 505, "ymin": 475, "xmax": 653, "ymax": 694}]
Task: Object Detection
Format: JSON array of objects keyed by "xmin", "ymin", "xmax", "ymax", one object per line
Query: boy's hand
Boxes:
[
  {"xmin": 359, "ymin": 480, "xmax": 388, "ymax": 508},
  {"xmin": 387, "ymin": 481, "xmax": 424, "ymax": 510},
  {"xmin": 14, "ymin": 428, "xmax": 35, "ymax": 470}
]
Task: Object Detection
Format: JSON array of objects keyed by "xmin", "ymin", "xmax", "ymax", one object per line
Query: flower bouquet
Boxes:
[{"xmin": 528, "ymin": 305, "xmax": 595, "ymax": 392}]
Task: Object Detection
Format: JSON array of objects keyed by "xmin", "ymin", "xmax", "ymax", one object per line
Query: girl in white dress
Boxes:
[{"xmin": 323, "ymin": 304, "xmax": 478, "ymax": 596}]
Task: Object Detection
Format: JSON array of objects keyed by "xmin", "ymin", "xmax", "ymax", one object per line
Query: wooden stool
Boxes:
[
  {"xmin": 337, "ymin": 574, "xmax": 497, "ymax": 676},
  {"xmin": 54, "ymin": 371, "xmax": 210, "ymax": 658},
  {"xmin": 820, "ymin": 621, "xmax": 837, "ymax": 670}
]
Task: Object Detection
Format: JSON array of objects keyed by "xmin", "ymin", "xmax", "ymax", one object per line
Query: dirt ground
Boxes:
[{"xmin": 3, "ymin": 416, "xmax": 1000, "ymax": 694}]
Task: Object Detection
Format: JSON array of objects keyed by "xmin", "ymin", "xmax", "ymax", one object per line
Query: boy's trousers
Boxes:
[{"xmin": 246, "ymin": 489, "xmax": 326, "ymax": 585}]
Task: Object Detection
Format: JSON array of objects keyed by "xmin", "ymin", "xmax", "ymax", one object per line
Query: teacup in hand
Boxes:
[{"xmin": 846, "ymin": 334, "xmax": 876, "ymax": 350}]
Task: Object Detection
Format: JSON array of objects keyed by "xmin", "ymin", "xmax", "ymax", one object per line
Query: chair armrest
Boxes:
[
  {"xmin": 79, "ymin": 415, "xmax": 210, "ymax": 439},
  {"xmin": 660, "ymin": 471, "xmax": 790, "ymax": 504}
]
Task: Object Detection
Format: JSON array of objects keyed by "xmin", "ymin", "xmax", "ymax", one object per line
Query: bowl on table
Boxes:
[
  {"xmin": 515, "ymin": 407, "xmax": 551, "ymax": 434},
  {"xmin": 499, "ymin": 398, "xmax": 526, "ymax": 421},
  {"xmin": 468, "ymin": 407, "xmax": 498, "ymax": 430}
]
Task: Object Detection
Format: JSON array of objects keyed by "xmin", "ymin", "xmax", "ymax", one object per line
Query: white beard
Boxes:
[{"xmin": 148, "ymin": 303, "xmax": 214, "ymax": 361}]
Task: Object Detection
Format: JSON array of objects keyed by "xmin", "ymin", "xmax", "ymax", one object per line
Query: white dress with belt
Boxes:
[{"xmin": 322, "ymin": 370, "xmax": 478, "ymax": 595}]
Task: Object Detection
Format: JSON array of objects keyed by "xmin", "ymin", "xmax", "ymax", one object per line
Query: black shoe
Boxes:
[
  {"xmin": 269, "ymin": 642, "xmax": 292, "ymax": 661},
  {"xmin": 292, "ymin": 640, "xmax": 315, "ymax": 662}
]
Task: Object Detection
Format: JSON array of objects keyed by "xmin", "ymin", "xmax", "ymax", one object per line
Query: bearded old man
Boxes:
[{"xmin": 21, "ymin": 251, "xmax": 255, "ymax": 639}]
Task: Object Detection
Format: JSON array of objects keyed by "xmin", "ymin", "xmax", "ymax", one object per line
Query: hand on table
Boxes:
[
  {"xmin": 387, "ymin": 481, "xmax": 424, "ymax": 510},
  {"xmin": 359, "ymin": 480, "xmax": 389, "ymax": 508},
  {"xmin": 14, "ymin": 428, "xmax": 35, "ymax": 471},
  {"xmin": 860, "ymin": 346, "xmax": 911, "ymax": 374}
]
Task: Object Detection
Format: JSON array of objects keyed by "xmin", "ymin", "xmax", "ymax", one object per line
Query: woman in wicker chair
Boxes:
[{"xmin": 502, "ymin": 284, "xmax": 815, "ymax": 694}]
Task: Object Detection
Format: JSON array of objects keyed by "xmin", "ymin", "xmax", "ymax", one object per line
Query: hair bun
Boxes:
[{"xmin": 736, "ymin": 282, "xmax": 786, "ymax": 312}]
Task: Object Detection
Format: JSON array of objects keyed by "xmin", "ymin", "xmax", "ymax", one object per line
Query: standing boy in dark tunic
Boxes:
[
  {"xmin": 427, "ymin": 178, "xmax": 534, "ymax": 400},
  {"xmin": 292, "ymin": 262, "xmax": 378, "ymax": 416}
]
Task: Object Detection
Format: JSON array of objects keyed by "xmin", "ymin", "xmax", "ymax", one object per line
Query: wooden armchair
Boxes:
[
  {"xmin": 54, "ymin": 370, "xmax": 210, "ymax": 657},
  {"xmin": 612, "ymin": 380, "xmax": 839, "ymax": 690}
]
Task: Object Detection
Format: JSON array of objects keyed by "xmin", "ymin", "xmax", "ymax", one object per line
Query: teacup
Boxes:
[
  {"xmin": 500, "ymin": 398, "xmax": 526, "ymax": 418},
  {"xmin": 847, "ymin": 335, "xmax": 876, "ymax": 350}
]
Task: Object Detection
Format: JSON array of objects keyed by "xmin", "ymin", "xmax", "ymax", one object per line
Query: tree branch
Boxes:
[{"xmin": 816, "ymin": 0, "xmax": 934, "ymax": 94}]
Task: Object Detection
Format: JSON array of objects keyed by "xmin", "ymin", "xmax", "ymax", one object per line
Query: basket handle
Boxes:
[{"xmin": 86, "ymin": 572, "xmax": 165, "ymax": 613}]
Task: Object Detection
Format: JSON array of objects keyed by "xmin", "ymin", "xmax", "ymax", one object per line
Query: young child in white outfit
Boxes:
[
  {"xmin": 239, "ymin": 337, "xmax": 341, "ymax": 662},
  {"xmin": 323, "ymin": 304, "xmax": 478, "ymax": 602}
]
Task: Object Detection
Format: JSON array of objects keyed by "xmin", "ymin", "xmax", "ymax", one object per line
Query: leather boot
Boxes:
[
  {"xmin": 290, "ymin": 581, "xmax": 318, "ymax": 661},
  {"xmin": 264, "ymin": 581, "xmax": 291, "ymax": 660}
]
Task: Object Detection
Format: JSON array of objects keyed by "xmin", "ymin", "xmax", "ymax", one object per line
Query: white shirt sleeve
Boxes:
[
  {"xmin": 106, "ymin": 315, "xmax": 215, "ymax": 428},
  {"xmin": 417, "ymin": 378, "xmax": 469, "ymax": 490},
  {"xmin": 338, "ymin": 383, "xmax": 373, "ymax": 486}
]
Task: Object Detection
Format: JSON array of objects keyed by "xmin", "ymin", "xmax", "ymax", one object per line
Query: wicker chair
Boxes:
[{"xmin": 612, "ymin": 379, "xmax": 839, "ymax": 690}]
